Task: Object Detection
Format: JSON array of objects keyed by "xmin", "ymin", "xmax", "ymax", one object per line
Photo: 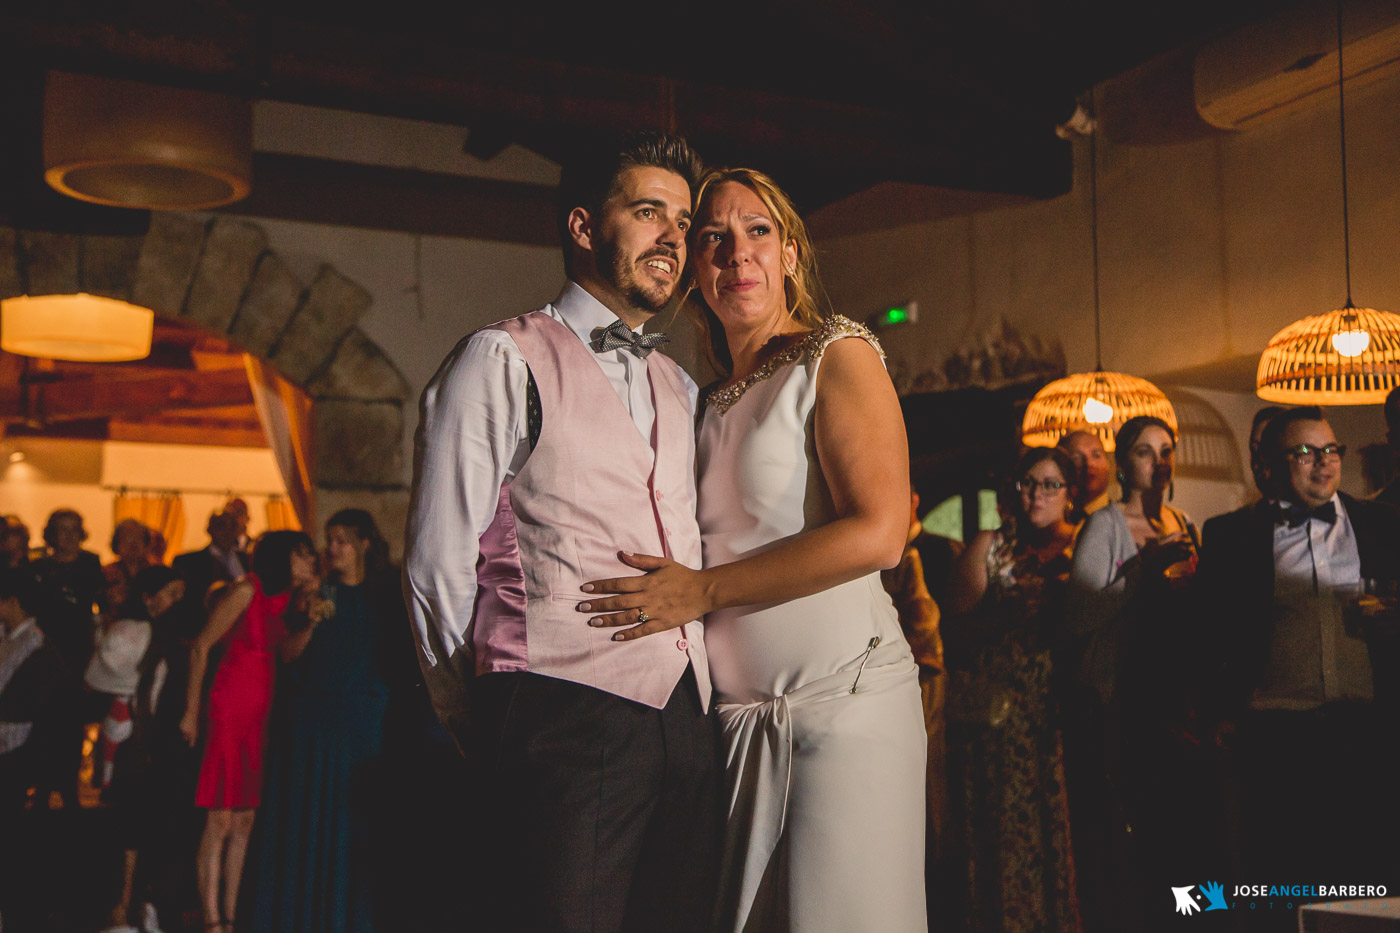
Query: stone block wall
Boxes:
[{"xmin": 1, "ymin": 215, "xmax": 414, "ymax": 557}]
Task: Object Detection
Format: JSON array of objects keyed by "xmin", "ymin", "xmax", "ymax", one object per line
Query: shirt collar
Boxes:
[
  {"xmin": 1275, "ymin": 491, "xmax": 1342, "ymax": 512},
  {"xmin": 5, "ymin": 617, "xmax": 37, "ymax": 640},
  {"xmin": 554, "ymin": 281, "xmax": 641, "ymax": 349}
]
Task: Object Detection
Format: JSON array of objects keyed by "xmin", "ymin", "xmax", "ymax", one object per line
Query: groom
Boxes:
[{"xmin": 404, "ymin": 132, "xmax": 719, "ymax": 933}]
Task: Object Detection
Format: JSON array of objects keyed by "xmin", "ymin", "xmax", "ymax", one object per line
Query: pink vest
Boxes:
[{"xmin": 471, "ymin": 311, "xmax": 710, "ymax": 710}]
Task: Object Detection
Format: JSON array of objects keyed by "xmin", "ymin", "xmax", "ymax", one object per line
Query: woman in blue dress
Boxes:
[{"xmin": 246, "ymin": 509, "xmax": 395, "ymax": 932}]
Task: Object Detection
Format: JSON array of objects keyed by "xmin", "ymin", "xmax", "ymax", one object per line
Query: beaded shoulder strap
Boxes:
[{"xmin": 704, "ymin": 315, "xmax": 885, "ymax": 414}]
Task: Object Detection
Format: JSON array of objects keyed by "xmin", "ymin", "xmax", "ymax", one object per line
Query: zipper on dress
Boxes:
[{"xmin": 849, "ymin": 636, "xmax": 881, "ymax": 694}]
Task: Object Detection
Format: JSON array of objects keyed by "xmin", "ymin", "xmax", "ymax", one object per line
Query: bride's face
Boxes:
[{"xmin": 691, "ymin": 181, "xmax": 798, "ymax": 333}]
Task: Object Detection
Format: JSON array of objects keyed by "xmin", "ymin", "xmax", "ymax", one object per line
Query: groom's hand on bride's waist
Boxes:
[{"xmin": 577, "ymin": 551, "xmax": 711, "ymax": 641}]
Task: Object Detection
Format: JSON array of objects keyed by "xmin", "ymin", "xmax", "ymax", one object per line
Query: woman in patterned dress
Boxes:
[{"xmin": 945, "ymin": 446, "xmax": 1083, "ymax": 933}]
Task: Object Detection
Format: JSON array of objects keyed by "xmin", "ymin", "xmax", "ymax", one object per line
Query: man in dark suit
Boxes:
[
  {"xmin": 1199, "ymin": 405, "xmax": 1400, "ymax": 891},
  {"xmin": 0, "ymin": 567, "xmax": 70, "ymax": 929},
  {"xmin": 170, "ymin": 512, "xmax": 247, "ymax": 637},
  {"xmin": 1375, "ymin": 385, "xmax": 1400, "ymax": 507}
]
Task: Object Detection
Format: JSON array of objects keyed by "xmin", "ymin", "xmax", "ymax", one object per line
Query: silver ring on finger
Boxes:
[{"xmin": 637, "ymin": 610, "xmax": 652, "ymax": 624}]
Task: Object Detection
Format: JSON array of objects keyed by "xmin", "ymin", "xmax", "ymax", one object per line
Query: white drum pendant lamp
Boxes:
[
  {"xmin": 1, "ymin": 293, "xmax": 154, "ymax": 362},
  {"xmin": 42, "ymin": 70, "xmax": 252, "ymax": 211}
]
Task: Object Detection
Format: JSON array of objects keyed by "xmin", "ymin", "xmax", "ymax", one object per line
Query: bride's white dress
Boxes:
[{"xmin": 698, "ymin": 316, "xmax": 928, "ymax": 933}]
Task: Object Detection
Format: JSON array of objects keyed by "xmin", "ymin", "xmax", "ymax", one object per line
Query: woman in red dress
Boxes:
[{"xmin": 179, "ymin": 530, "xmax": 319, "ymax": 933}]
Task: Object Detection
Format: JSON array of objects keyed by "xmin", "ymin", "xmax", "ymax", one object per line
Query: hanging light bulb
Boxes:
[
  {"xmin": 1257, "ymin": 1, "xmax": 1400, "ymax": 405},
  {"xmin": 1329, "ymin": 310, "xmax": 1370, "ymax": 357},
  {"xmin": 1082, "ymin": 396, "xmax": 1114, "ymax": 423}
]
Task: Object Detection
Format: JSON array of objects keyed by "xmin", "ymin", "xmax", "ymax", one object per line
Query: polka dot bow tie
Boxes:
[{"xmin": 590, "ymin": 319, "xmax": 669, "ymax": 358}]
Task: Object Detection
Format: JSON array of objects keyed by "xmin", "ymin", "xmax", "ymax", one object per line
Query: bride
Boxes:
[{"xmin": 578, "ymin": 167, "xmax": 928, "ymax": 932}]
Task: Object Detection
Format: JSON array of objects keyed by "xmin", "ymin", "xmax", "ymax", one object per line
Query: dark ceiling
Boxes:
[{"xmin": 2, "ymin": 0, "xmax": 1302, "ymax": 232}]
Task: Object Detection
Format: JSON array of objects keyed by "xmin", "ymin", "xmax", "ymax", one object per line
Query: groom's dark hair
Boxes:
[{"xmin": 556, "ymin": 131, "xmax": 704, "ymax": 276}]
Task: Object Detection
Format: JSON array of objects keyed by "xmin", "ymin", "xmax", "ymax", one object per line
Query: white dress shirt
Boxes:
[
  {"xmin": 404, "ymin": 282, "xmax": 698, "ymax": 682},
  {"xmin": 1253, "ymin": 493, "xmax": 1372, "ymax": 709},
  {"xmin": 0, "ymin": 617, "xmax": 43, "ymax": 755},
  {"xmin": 207, "ymin": 544, "xmax": 246, "ymax": 582}
]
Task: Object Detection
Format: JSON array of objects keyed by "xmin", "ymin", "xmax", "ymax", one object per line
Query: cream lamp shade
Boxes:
[
  {"xmin": 1, "ymin": 294, "xmax": 155, "ymax": 362},
  {"xmin": 1256, "ymin": 306, "xmax": 1400, "ymax": 405},
  {"xmin": 1021, "ymin": 370, "xmax": 1178, "ymax": 451},
  {"xmin": 43, "ymin": 70, "xmax": 252, "ymax": 211}
]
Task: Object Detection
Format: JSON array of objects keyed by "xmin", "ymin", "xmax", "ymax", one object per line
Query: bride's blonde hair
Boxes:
[{"xmin": 686, "ymin": 167, "xmax": 825, "ymax": 378}]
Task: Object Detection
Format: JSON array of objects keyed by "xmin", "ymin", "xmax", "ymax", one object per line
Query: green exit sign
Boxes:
[{"xmin": 869, "ymin": 302, "xmax": 918, "ymax": 329}]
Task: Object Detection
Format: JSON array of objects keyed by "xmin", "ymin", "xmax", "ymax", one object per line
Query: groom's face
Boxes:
[{"xmin": 588, "ymin": 166, "xmax": 692, "ymax": 316}]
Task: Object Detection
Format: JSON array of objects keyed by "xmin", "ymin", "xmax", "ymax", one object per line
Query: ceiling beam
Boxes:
[
  {"xmin": 108, "ymin": 419, "xmax": 266, "ymax": 448},
  {"xmin": 221, "ymin": 153, "xmax": 558, "ymax": 246},
  {"xmin": 0, "ymin": 367, "xmax": 253, "ymax": 422}
]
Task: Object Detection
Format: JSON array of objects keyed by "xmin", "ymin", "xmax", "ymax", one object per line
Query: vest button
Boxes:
[
  {"xmin": 676, "ymin": 638, "xmax": 689, "ymax": 651},
  {"xmin": 655, "ymin": 490, "xmax": 663, "ymax": 500}
]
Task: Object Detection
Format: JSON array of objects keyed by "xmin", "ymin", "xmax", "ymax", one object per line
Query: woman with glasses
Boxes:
[
  {"xmin": 945, "ymin": 446, "xmax": 1082, "ymax": 933},
  {"xmin": 1066, "ymin": 415, "xmax": 1202, "ymax": 930}
]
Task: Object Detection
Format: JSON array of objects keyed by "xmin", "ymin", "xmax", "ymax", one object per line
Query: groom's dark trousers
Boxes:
[{"xmin": 470, "ymin": 667, "xmax": 721, "ymax": 933}]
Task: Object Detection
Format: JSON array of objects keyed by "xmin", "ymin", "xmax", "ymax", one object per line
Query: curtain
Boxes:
[
  {"xmin": 264, "ymin": 496, "xmax": 300, "ymax": 532},
  {"xmin": 112, "ymin": 490, "xmax": 186, "ymax": 563},
  {"xmin": 244, "ymin": 355, "xmax": 316, "ymax": 532}
]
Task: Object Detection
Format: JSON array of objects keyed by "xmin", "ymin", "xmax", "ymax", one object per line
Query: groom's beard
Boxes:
[{"xmin": 595, "ymin": 238, "xmax": 678, "ymax": 316}]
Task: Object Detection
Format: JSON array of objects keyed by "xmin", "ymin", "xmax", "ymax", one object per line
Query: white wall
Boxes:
[{"xmin": 0, "ymin": 437, "xmax": 287, "ymax": 560}]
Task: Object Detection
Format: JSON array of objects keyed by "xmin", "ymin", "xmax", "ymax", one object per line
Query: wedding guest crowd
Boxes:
[
  {"xmin": 2, "ymin": 389, "xmax": 1398, "ymax": 933},
  {"xmin": 0, "ymin": 503, "xmax": 437, "ymax": 933}
]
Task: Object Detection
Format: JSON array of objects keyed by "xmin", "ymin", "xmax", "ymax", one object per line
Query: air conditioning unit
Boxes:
[{"xmin": 1194, "ymin": 0, "xmax": 1400, "ymax": 130}]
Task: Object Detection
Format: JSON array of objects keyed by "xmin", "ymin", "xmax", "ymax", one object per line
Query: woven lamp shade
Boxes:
[
  {"xmin": 1021, "ymin": 370, "xmax": 1178, "ymax": 452},
  {"xmin": 1256, "ymin": 306, "xmax": 1400, "ymax": 405}
]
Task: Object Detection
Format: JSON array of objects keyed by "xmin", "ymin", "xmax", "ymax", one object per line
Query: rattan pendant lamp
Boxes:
[
  {"xmin": 1256, "ymin": 0, "xmax": 1400, "ymax": 405},
  {"xmin": 1021, "ymin": 110, "xmax": 1176, "ymax": 451}
]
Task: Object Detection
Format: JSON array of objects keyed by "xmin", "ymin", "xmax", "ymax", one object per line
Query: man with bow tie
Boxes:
[
  {"xmin": 1198, "ymin": 405, "xmax": 1400, "ymax": 890},
  {"xmin": 404, "ymin": 132, "xmax": 719, "ymax": 933}
]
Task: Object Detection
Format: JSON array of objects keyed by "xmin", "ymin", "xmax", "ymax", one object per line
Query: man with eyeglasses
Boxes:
[{"xmin": 1198, "ymin": 405, "xmax": 1400, "ymax": 892}]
